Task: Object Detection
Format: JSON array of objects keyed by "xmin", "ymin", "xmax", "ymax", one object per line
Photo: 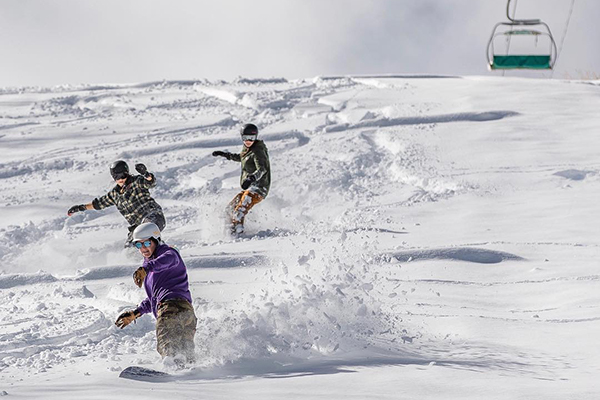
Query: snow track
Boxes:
[{"xmin": 389, "ymin": 247, "xmax": 524, "ymax": 264}]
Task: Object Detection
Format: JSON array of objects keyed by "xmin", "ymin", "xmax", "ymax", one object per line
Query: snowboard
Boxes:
[{"xmin": 119, "ymin": 366, "xmax": 172, "ymax": 382}]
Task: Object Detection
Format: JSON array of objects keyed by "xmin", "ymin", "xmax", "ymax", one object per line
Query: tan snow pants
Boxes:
[
  {"xmin": 226, "ymin": 190, "xmax": 264, "ymax": 233},
  {"xmin": 156, "ymin": 299, "xmax": 197, "ymax": 365}
]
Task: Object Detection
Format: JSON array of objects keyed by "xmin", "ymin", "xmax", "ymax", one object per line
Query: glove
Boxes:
[
  {"xmin": 135, "ymin": 163, "xmax": 150, "ymax": 177},
  {"xmin": 67, "ymin": 204, "xmax": 86, "ymax": 216},
  {"xmin": 133, "ymin": 267, "xmax": 147, "ymax": 288},
  {"xmin": 212, "ymin": 151, "xmax": 231, "ymax": 160},
  {"xmin": 115, "ymin": 309, "xmax": 141, "ymax": 329},
  {"xmin": 241, "ymin": 174, "xmax": 257, "ymax": 190}
]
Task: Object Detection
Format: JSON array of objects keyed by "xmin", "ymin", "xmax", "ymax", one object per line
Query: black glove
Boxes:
[
  {"xmin": 135, "ymin": 163, "xmax": 150, "ymax": 177},
  {"xmin": 241, "ymin": 175, "xmax": 257, "ymax": 190},
  {"xmin": 115, "ymin": 309, "xmax": 141, "ymax": 329},
  {"xmin": 67, "ymin": 204, "xmax": 86, "ymax": 216},
  {"xmin": 212, "ymin": 151, "xmax": 231, "ymax": 160}
]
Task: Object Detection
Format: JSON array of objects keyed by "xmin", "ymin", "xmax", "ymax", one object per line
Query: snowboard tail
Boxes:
[{"xmin": 119, "ymin": 366, "xmax": 172, "ymax": 382}]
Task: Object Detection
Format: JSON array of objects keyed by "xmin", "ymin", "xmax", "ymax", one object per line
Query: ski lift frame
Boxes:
[{"xmin": 487, "ymin": 0, "xmax": 558, "ymax": 70}]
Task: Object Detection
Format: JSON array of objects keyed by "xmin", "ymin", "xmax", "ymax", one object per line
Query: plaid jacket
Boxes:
[{"xmin": 92, "ymin": 174, "xmax": 163, "ymax": 227}]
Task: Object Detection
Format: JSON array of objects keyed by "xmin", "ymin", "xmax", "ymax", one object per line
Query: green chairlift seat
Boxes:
[
  {"xmin": 487, "ymin": 0, "xmax": 557, "ymax": 71},
  {"xmin": 491, "ymin": 55, "xmax": 552, "ymax": 70}
]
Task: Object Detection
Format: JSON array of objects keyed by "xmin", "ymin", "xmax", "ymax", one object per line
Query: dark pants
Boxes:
[{"xmin": 156, "ymin": 299, "xmax": 197, "ymax": 365}]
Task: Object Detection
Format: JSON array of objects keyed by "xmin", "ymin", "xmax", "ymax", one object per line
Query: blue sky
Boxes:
[{"xmin": 0, "ymin": 0, "xmax": 597, "ymax": 86}]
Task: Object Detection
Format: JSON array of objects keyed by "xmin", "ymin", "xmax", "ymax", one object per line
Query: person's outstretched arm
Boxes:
[
  {"xmin": 67, "ymin": 203, "xmax": 94, "ymax": 216},
  {"xmin": 212, "ymin": 150, "xmax": 241, "ymax": 162}
]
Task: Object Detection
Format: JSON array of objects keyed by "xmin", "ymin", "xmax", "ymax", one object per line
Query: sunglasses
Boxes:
[
  {"xmin": 134, "ymin": 240, "xmax": 153, "ymax": 249},
  {"xmin": 242, "ymin": 135, "xmax": 257, "ymax": 142},
  {"xmin": 113, "ymin": 173, "xmax": 128, "ymax": 181}
]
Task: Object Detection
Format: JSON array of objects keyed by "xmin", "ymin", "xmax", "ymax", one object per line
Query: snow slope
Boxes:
[{"xmin": 0, "ymin": 75, "xmax": 599, "ymax": 399}]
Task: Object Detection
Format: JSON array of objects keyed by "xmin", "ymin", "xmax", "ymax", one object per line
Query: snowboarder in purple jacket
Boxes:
[{"xmin": 115, "ymin": 222, "xmax": 197, "ymax": 367}]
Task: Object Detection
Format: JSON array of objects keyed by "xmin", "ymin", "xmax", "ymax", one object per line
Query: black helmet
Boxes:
[
  {"xmin": 110, "ymin": 160, "xmax": 129, "ymax": 180},
  {"xmin": 240, "ymin": 123, "xmax": 258, "ymax": 141}
]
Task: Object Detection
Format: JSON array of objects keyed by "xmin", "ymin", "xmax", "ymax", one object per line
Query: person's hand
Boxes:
[
  {"xmin": 115, "ymin": 309, "xmax": 140, "ymax": 329},
  {"xmin": 212, "ymin": 151, "xmax": 231, "ymax": 159},
  {"xmin": 241, "ymin": 175, "xmax": 257, "ymax": 190},
  {"xmin": 135, "ymin": 163, "xmax": 150, "ymax": 177},
  {"xmin": 67, "ymin": 204, "xmax": 86, "ymax": 216},
  {"xmin": 133, "ymin": 267, "xmax": 147, "ymax": 288}
]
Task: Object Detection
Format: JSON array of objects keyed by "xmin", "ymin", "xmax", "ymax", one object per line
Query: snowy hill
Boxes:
[{"xmin": 1, "ymin": 75, "xmax": 599, "ymax": 399}]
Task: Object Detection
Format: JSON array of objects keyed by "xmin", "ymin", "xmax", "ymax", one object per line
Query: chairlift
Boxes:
[{"xmin": 487, "ymin": 0, "xmax": 557, "ymax": 70}]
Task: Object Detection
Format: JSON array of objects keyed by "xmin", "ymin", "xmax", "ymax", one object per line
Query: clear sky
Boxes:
[{"xmin": 0, "ymin": 0, "xmax": 597, "ymax": 87}]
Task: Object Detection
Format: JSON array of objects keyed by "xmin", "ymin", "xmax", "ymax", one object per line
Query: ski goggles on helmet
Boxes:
[
  {"xmin": 134, "ymin": 240, "xmax": 153, "ymax": 249},
  {"xmin": 112, "ymin": 172, "xmax": 128, "ymax": 180},
  {"xmin": 242, "ymin": 134, "xmax": 257, "ymax": 142}
]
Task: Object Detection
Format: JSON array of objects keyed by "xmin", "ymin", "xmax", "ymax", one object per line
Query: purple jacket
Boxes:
[{"xmin": 136, "ymin": 244, "xmax": 193, "ymax": 318}]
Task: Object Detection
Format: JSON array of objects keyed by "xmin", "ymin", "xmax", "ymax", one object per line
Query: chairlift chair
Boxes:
[{"xmin": 487, "ymin": 0, "xmax": 557, "ymax": 70}]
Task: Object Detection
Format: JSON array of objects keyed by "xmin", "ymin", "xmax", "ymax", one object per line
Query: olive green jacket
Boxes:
[{"xmin": 231, "ymin": 140, "xmax": 271, "ymax": 198}]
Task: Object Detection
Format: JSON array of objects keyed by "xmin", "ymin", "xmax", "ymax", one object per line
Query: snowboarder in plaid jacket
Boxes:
[
  {"xmin": 67, "ymin": 160, "xmax": 165, "ymax": 246},
  {"xmin": 212, "ymin": 123, "xmax": 271, "ymax": 236}
]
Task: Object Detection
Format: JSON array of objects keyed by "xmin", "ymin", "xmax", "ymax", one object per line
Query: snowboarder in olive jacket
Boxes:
[{"xmin": 212, "ymin": 123, "xmax": 271, "ymax": 235}]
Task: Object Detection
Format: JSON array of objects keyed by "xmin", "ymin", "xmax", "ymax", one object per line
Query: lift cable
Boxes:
[
  {"xmin": 551, "ymin": 0, "xmax": 576, "ymax": 78},
  {"xmin": 502, "ymin": 0, "xmax": 519, "ymax": 77}
]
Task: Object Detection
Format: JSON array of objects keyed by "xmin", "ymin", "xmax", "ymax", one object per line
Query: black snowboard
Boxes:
[{"xmin": 119, "ymin": 366, "xmax": 172, "ymax": 382}]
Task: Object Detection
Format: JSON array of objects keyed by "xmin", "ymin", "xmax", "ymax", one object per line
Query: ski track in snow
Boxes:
[
  {"xmin": 0, "ymin": 75, "xmax": 599, "ymax": 397},
  {"xmin": 323, "ymin": 110, "xmax": 519, "ymax": 133},
  {"xmin": 388, "ymin": 247, "xmax": 523, "ymax": 264}
]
